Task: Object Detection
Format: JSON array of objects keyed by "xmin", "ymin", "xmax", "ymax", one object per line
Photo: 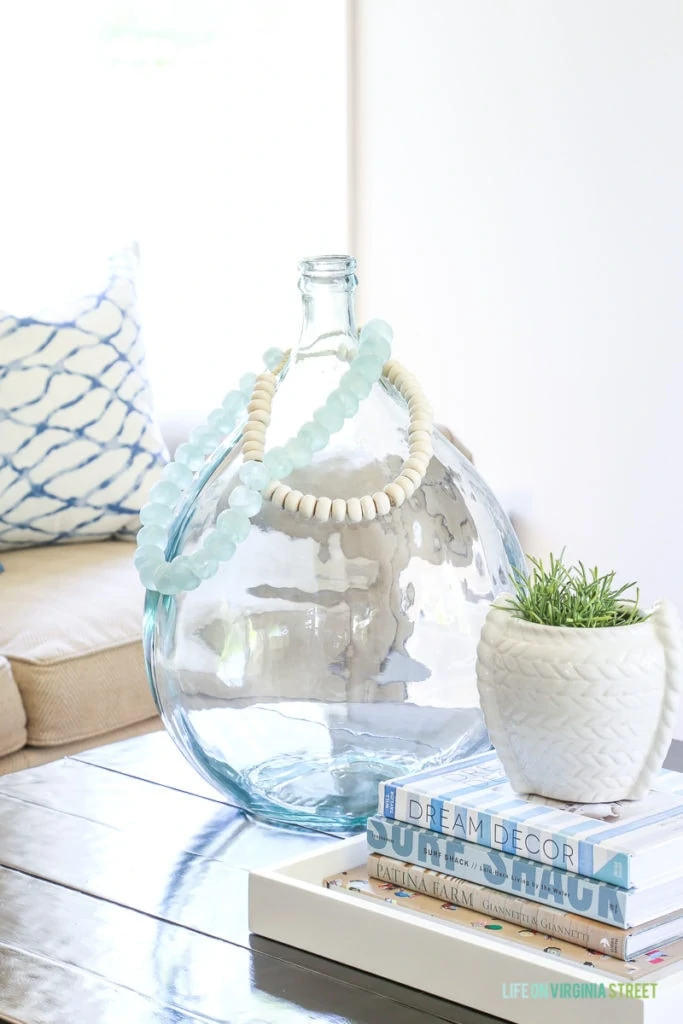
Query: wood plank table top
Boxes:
[{"xmin": 0, "ymin": 733, "xmax": 681, "ymax": 1024}]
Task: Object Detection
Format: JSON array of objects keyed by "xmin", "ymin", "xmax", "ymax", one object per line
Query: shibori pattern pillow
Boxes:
[{"xmin": 0, "ymin": 246, "xmax": 168, "ymax": 549}]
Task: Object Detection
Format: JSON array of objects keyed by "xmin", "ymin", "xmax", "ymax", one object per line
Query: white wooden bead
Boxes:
[
  {"xmin": 242, "ymin": 441, "xmax": 264, "ymax": 457},
  {"xmin": 346, "ymin": 497, "xmax": 362, "ymax": 523},
  {"xmin": 264, "ymin": 481, "xmax": 280, "ymax": 499},
  {"xmin": 243, "ymin": 425, "xmax": 266, "ymax": 439},
  {"xmin": 404, "ymin": 456, "xmax": 429, "ymax": 475},
  {"xmin": 251, "ymin": 387, "xmax": 274, "ymax": 404},
  {"xmin": 360, "ymin": 495, "xmax": 376, "ymax": 520},
  {"xmin": 249, "ymin": 409, "xmax": 270, "ymax": 426},
  {"xmin": 331, "ymin": 498, "xmax": 347, "ymax": 522},
  {"xmin": 402, "ymin": 383, "xmax": 421, "ymax": 401},
  {"xmin": 395, "ymin": 474, "xmax": 416, "ymax": 498},
  {"xmin": 408, "ymin": 429, "xmax": 431, "ymax": 444},
  {"xmin": 401, "ymin": 466, "xmax": 422, "ymax": 487},
  {"xmin": 373, "ymin": 491, "xmax": 391, "ymax": 516},
  {"xmin": 271, "ymin": 484, "xmax": 291, "ymax": 509},
  {"xmin": 384, "ymin": 482, "xmax": 406, "ymax": 507},
  {"xmin": 247, "ymin": 398, "xmax": 271, "ymax": 415},
  {"xmin": 315, "ymin": 496, "xmax": 332, "ymax": 522},
  {"xmin": 384, "ymin": 361, "xmax": 401, "ymax": 384},
  {"xmin": 284, "ymin": 489, "xmax": 303, "ymax": 513},
  {"xmin": 299, "ymin": 494, "xmax": 317, "ymax": 519},
  {"xmin": 409, "ymin": 440, "xmax": 433, "ymax": 457},
  {"xmin": 409, "ymin": 418, "xmax": 433, "ymax": 433},
  {"xmin": 244, "ymin": 417, "xmax": 266, "ymax": 432},
  {"xmin": 256, "ymin": 371, "xmax": 276, "ymax": 387}
]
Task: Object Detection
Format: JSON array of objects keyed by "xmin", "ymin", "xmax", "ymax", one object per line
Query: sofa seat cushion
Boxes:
[
  {"xmin": 0, "ymin": 655, "xmax": 27, "ymax": 756},
  {"xmin": 0, "ymin": 541, "xmax": 157, "ymax": 746}
]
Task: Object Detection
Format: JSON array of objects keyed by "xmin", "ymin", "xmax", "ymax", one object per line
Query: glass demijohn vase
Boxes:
[{"xmin": 144, "ymin": 256, "xmax": 523, "ymax": 831}]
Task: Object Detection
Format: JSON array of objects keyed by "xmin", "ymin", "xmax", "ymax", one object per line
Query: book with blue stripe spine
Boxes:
[
  {"xmin": 366, "ymin": 815, "xmax": 683, "ymax": 927},
  {"xmin": 377, "ymin": 750, "xmax": 683, "ymax": 888}
]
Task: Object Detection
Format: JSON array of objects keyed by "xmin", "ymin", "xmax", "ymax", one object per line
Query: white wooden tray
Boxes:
[{"xmin": 248, "ymin": 835, "xmax": 683, "ymax": 1024}]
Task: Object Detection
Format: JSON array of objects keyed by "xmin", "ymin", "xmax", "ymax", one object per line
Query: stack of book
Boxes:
[{"xmin": 325, "ymin": 749, "xmax": 683, "ymax": 970}]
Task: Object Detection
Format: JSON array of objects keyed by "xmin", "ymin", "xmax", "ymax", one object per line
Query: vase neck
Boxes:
[{"xmin": 296, "ymin": 255, "xmax": 358, "ymax": 359}]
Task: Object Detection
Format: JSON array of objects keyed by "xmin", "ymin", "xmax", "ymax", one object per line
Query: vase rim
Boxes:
[{"xmin": 298, "ymin": 255, "xmax": 357, "ymax": 278}]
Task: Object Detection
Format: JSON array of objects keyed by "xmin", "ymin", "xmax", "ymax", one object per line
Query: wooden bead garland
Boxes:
[{"xmin": 244, "ymin": 358, "xmax": 433, "ymax": 523}]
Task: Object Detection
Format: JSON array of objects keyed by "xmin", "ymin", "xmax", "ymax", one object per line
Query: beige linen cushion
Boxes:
[
  {"xmin": 0, "ymin": 541, "xmax": 157, "ymax": 746},
  {"xmin": 0, "ymin": 655, "xmax": 27, "ymax": 756}
]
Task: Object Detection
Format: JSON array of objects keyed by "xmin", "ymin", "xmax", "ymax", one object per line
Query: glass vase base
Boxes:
[
  {"xmin": 171, "ymin": 703, "xmax": 491, "ymax": 832},
  {"xmin": 243, "ymin": 752, "xmax": 412, "ymax": 832}
]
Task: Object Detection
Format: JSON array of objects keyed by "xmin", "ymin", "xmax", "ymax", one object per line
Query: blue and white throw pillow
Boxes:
[{"xmin": 0, "ymin": 246, "xmax": 168, "ymax": 549}]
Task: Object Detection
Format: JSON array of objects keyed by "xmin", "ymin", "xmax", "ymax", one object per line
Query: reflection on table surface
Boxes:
[{"xmin": 0, "ymin": 732, "xmax": 505, "ymax": 1024}]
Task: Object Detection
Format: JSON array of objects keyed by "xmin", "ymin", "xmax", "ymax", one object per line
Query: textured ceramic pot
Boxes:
[{"xmin": 476, "ymin": 600, "xmax": 683, "ymax": 802}]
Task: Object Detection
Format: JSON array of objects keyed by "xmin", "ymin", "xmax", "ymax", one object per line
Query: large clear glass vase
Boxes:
[{"xmin": 144, "ymin": 256, "xmax": 524, "ymax": 832}]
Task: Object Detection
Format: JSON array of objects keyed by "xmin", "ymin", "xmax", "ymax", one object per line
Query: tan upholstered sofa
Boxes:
[
  {"xmin": 0, "ymin": 412, "xmax": 202, "ymax": 775},
  {"xmin": 0, "ymin": 541, "xmax": 163, "ymax": 774}
]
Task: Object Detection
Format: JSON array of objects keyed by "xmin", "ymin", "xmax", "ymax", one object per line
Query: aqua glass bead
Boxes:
[
  {"xmin": 263, "ymin": 447, "xmax": 294, "ymax": 480},
  {"xmin": 284, "ymin": 437, "xmax": 313, "ymax": 469},
  {"xmin": 216, "ymin": 507, "xmax": 251, "ymax": 542},
  {"xmin": 239, "ymin": 461, "xmax": 271, "ymax": 491},
  {"xmin": 188, "ymin": 553, "xmax": 219, "ymax": 580},
  {"xmin": 229, "ymin": 485, "xmax": 264, "ymax": 518},
  {"xmin": 138, "ymin": 564, "xmax": 160, "ymax": 590},
  {"xmin": 207, "ymin": 408, "xmax": 224, "ymax": 431},
  {"xmin": 139, "ymin": 502, "xmax": 174, "ymax": 528},
  {"xmin": 340, "ymin": 369, "xmax": 372, "ymax": 400},
  {"xmin": 351, "ymin": 354, "xmax": 383, "ymax": 382},
  {"xmin": 239, "ymin": 372, "xmax": 258, "ymax": 396},
  {"xmin": 325, "ymin": 392, "xmax": 347, "ymax": 418},
  {"xmin": 191, "ymin": 426, "xmax": 222, "ymax": 454},
  {"xmin": 333, "ymin": 387, "xmax": 359, "ymax": 417},
  {"xmin": 175, "ymin": 443, "xmax": 204, "ymax": 470},
  {"xmin": 153, "ymin": 564, "xmax": 182, "ymax": 596},
  {"xmin": 313, "ymin": 404, "xmax": 344, "ymax": 434},
  {"xmin": 203, "ymin": 529, "xmax": 237, "ymax": 561},
  {"xmin": 263, "ymin": 346, "xmax": 285, "ymax": 371},
  {"xmin": 162, "ymin": 461, "xmax": 194, "ymax": 490},
  {"xmin": 222, "ymin": 390, "xmax": 247, "ymax": 417},
  {"xmin": 208, "ymin": 409, "xmax": 236, "ymax": 435},
  {"xmin": 297, "ymin": 421, "xmax": 329, "ymax": 452},
  {"xmin": 134, "ymin": 544, "xmax": 165, "ymax": 568},
  {"xmin": 359, "ymin": 335, "xmax": 391, "ymax": 365},
  {"xmin": 168, "ymin": 556, "xmax": 201, "ymax": 592},
  {"xmin": 136, "ymin": 525, "xmax": 168, "ymax": 549},
  {"xmin": 360, "ymin": 318, "xmax": 393, "ymax": 345},
  {"xmin": 149, "ymin": 480, "xmax": 181, "ymax": 506}
]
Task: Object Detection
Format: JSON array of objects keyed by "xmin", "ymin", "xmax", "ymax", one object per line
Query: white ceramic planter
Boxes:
[{"xmin": 475, "ymin": 600, "xmax": 683, "ymax": 802}]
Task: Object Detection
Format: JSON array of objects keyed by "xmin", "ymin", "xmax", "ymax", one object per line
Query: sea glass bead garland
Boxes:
[{"xmin": 135, "ymin": 320, "xmax": 434, "ymax": 596}]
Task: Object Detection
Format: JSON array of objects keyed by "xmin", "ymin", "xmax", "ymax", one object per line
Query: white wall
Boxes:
[{"xmin": 353, "ymin": 1, "xmax": 683, "ymax": 735}]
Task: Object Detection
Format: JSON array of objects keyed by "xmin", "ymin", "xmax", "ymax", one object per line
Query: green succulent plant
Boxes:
[{"xmin": 502, "ymin": 552, "xmax": 648, "ymax": 628}]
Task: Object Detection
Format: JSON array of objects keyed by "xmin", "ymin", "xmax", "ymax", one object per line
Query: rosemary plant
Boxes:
[{"xmin": 503, "ymin": 552, "xmax": 648, "ymax": 628}]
